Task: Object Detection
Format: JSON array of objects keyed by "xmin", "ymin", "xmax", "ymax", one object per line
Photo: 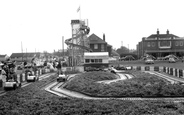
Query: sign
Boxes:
[{"xmin": 159, "ymin": 37, "xmax": 171, "ymax": 40}]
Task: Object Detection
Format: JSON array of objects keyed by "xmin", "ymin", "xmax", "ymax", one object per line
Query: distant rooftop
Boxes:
[
  {"xmin": 146, "ymin": 29, "xmax": 180, "ymax": 39},
  {"xmin": 88, "ymin": 33, "xmax": 107, "ymax": 44}
]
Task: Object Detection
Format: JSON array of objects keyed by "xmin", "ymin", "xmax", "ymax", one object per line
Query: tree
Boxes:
[{"xmin": 116, "ymin": 46, "xmax": 129, "ymax": 55}]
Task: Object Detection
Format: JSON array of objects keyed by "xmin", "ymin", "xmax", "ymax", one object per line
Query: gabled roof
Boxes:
[
  {"xmin": 10, "ymin": 52, "xmax": 41, "ymax": 58},
  {"xmin": 88, "ymin": 33, "xmax": 107, "ymax": 44},
  {"xmin": 0, "ymin": 55, "xmax": 6, "ymax": 58},
  {"xmin": 10, "ymin": 53, "xmax": 25, "ymax": 58},
  {"xmin": 147, "ymin": 34, "xmax": 179, "ymax": 39}
]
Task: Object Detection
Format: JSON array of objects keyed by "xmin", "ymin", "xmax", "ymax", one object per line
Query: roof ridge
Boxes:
[{"xmin": 88, "ymin": 33, "xmax": 107, "ymax": 44}]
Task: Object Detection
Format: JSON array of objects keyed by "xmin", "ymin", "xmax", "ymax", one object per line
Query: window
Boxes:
[
  {"xmin": 95, "ymin": 59, "xmax": 99, "ymax": 63},
  {"xmin": 101, "ymin": 44, "xmax": 105, "ymax": 51},
  {"xmin": 147, "ymin": 42, "xmax": 151, "ymax": 47},
  {"xmin": 180, "ymin": 41, "xmax": 183, "ymax": 46},
  {"xmin": 175, "ymin": 41, "xmax": 179, "ymax": 46},
  {"xmin": 152, "ymin": 42, "xmax": 155, "ymax": 47},
  {"xmin": 91, "ymin": 59, "xmax": 95, "ymax": 63},
  {"xmin": 94, "ymin": 44, "xmax": 98, "ymax": 49},
  {"xmin": 99, "ymin": 59, "xmax": 102, "ymax": 63},
  {"xmin": 85, "ymin": 59, "xmax": 90, "ymax": 63}
]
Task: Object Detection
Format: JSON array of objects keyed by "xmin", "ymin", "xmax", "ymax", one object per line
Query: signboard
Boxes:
[{"xmin": 159, "ymin": 37, "xmax": 171, "ymax": 40}]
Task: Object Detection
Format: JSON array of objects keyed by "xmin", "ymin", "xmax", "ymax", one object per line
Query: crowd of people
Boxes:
[
  {"xmin": 0, "ymin": 58, "xmax": 17, "ymax": 82},
  {"xmin": 0, "ymin": 56, "xmax": 65, "ymax": 85}
]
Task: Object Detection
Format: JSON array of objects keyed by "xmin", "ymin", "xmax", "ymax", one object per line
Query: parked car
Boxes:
[
  {"xmin": 145, "ymin": 58, "xmax": 154, "ymax": 64},
  {"xmin": 169, "ymin": 58, "xmax": 176, "ymax": 63},
  {"xmin": 114, "ymin": 66, "xmax": 127, "ymax": 70}
]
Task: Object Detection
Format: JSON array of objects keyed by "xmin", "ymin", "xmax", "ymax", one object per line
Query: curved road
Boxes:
[{"xmin": 44, "ymin": 72, "xmax": 184, "ymax": 102}]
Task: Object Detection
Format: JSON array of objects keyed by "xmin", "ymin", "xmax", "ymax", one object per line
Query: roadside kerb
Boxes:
[{"xmin": 129, "ymin": 66, "xmax": 184, "ymax": 80}]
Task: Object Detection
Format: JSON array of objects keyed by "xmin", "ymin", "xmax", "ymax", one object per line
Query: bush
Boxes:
[
  {"xmin": 64, "ymin": 71, "xmax": 184, "ymax": 97},
  {"xmin": 1, "ymin": 72, "xmax": 184, "ymax": 114}
]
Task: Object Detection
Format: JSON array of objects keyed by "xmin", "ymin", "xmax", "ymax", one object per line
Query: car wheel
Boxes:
[
  {"xmin": 13, "ymin": 85, "xmax": 17, "ymax": 90},
  {"xmin": 19, "ymin": 83, "xmax": 22, "ymax": 87},
  {"xmin": 4, "ymin": 87, "xmax": 7, "ymax": 91},
  {"xmin": 33, "ymin": 78, "xmax": 36, "ymax": 82}
]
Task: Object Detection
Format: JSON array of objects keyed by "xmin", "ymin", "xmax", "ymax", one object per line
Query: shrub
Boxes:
[{"xmin": 64, "ymin": 71, "xmax": 184, "ymax": 97}]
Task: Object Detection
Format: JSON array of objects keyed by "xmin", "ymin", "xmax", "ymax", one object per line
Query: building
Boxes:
[
  {"xmin": 0, "ymin": 55, "xmax": 7, "ymax": 61},
  {"xmin": 87, "ymin": 33, "xmax": 112, "ymax": 56},
  {"xmin": 84, "ymin": 52, "xmax": 109, "ymax": 70},
  {"xmin": 10, "ymin": 52, "xmax": 43, "ymax": 62},
  {"xmin": 137, "ymin": 29, "xmax": 184, "ymax": 58}
]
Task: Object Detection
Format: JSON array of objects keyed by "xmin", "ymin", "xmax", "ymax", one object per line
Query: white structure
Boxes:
[{"xmin": 84, "ymin": 52, "xmax": 109, "ymax": 69}]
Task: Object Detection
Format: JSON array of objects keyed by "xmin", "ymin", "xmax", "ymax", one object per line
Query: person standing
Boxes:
[
  {"xmin": 56, "ymin": 61, "xmax": 62, "ymax": 75},
  {"xmin": 0, "ymin": 63, "xmax": 6, "ymax": 87}
]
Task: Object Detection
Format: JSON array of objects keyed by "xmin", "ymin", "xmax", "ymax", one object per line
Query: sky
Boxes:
[{"xmin": 1, "ymin": 0, "xmax": 184, "ymax": 56}]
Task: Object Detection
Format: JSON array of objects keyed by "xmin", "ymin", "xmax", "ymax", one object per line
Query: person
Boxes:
[
  {"xmin": 32, "ymin": 63, "xmax": 38, "ymax": 75},
  {"xmin": 53, "ymin": 61, "xmax": 56, "ymax": 68},
  {"xmin": 2, "ymin": 63, "xmax": 9, "ymax": 81},
  {"xmin": 23, "ymin": 61, "xmax": 27, "ymax": 67},
  {"xmin": 56, "ymin": 61, "xmax": 62, "ymax": 75},
  {"xmin": 0, "ymin": 63, "xmax": 6, "ymax": 87},
  {"xmin": 9, "ymin": 66, "xmax": 17, "ymax": 82},
  {"xmin": 182, "ymin": 56, "xmax": 184, "ymax": 62},
  {"xmin": 0, "ymin": 62, "xmax": 6, "ymax": 76},
  {"xmin": 43, "ymin": 61, "xmax": 47, "ymax": 67}
]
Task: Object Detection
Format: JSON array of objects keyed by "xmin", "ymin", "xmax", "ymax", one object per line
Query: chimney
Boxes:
[
  {"xmin": 167, "ymin": 29, "xmax": 169, "ymax": 34},
  {"xmin": 157, "ymin": 28, "xmax": 159, "ymax": 35},
  {"xmin": 103, "ymin": 33, "xmax": 105, "ymax": 41}
]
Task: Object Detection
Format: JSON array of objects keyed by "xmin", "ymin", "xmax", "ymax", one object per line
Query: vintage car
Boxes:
[
  {"xmin": 57, "ymin": 74, "xmax": 68, "ymax": 82},
  {"xmin": 4, "ymin": 79, "xmax": 22, "ymax": 90},
  {"xmin": 27, "ymin": 71, "xmax": 39, "ymax": 82},
  {"xmin": 145, "ymin": 58, "xmax": 154, "ymax": 64},
  {"xmin": 169, "ymin": 58, "xmax": 176, "ymax": 63}
]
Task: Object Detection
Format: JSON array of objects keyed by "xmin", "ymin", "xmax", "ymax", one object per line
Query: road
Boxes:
[
  {"xmin": 0, "ymin": 73, "xmax": 56, "ymax": 97},
  {"xmin": 44, "ymin": 72, "xmax": 184, "ymax": 102}
]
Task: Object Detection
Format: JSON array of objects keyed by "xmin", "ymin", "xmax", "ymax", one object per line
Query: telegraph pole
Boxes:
[
  {"xmin": 62, "ymin": 36, "xmax": 64, "ymax": 57},
  {"xmin": 21, "ymin": 41, "xmax": 23, "ymax": 61}
]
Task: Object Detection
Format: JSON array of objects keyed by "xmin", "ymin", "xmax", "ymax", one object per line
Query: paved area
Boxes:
[
  {"xmin": 0, "ymin": 73, "xmax": 55, "ymax": 96},
  {"xmin": 44, "ymin": 71, "xmax": 184, "ymax": 102},
  {"xmin": 97, "ymin": 73, "xmax": 127, "ymax": 84}
]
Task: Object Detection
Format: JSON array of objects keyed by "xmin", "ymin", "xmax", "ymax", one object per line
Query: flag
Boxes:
[{"xmin": 77, "ymin": 6, "xmax": 80, "ymax": 12}]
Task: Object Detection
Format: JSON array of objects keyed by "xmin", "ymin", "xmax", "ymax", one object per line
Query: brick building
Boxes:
[
  {"xmin": 88, "ymin": 33, "xmax": 112, "ymax": 56},
  {"xmin": 137, "ymin": 29, "xmax": 184, "ymax": 59}
]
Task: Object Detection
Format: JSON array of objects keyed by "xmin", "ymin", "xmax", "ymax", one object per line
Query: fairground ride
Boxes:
[{"xmin": 65, "ymin": 19, "xmax": 91, "ymax": 66}]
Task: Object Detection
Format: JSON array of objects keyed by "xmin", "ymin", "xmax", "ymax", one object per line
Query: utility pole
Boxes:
[
  {"xmin": 21, "ymin": 41, "xmax": 23, "ymax": 61},
  {"xmin": 26, "ymin": 48, "xmax": 27, "ymax": 61},
  {"xmin": 62, "ymin": 36, "xmax": 64, "ymax": 57}
]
